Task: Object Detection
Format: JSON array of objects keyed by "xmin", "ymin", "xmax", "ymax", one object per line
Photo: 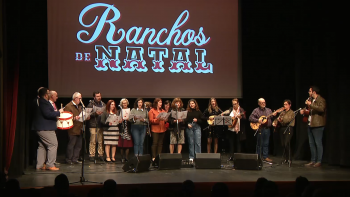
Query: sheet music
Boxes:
[
  {"xmin": 92, "ymin": 106, "xmax": 106, "ymax": 113},
  {"xmin": 156, "ymin": 112, "xmax": 171, "ymax": 119},
  {"xmin": 77, "ymin": 108, "xmax": 93, "ymax": 122},
  {"xmin": 214, "ymin": 116, "xmax": 232, "ymax": 125},
  {"xmin": 171, "ymin": 111, "xmax": 188, "ymax": 119},
  {"xmin": 106, "ymin": 114, "xmax": 121, "ymax": 125},
  {"xmin": 130, "ymin": 114, "xmax": 145, "ymax": 120},
  {"xmin": 122, "ymin": 108, "xmax": 130, "ymax": 120}
]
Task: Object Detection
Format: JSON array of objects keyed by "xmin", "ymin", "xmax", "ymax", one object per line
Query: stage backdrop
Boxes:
[{"xmin": 47, "ymin": 0, "xmax": 241, "ymax": 98}]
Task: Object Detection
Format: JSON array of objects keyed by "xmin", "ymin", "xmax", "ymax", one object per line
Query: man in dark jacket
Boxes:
[
  {"xmin": 301, "ymin": 86, "xmax": 326, "ymax": 168},
  {"xmin": 31, "ymin": 88, "xmax": 63, "ymax": 170},
  {"xmin": 87, "ymin": 91, "xmax": 105, "ymax": 160}
]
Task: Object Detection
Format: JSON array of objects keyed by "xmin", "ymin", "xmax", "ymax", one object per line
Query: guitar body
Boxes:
[
  {"xmin": 207, "ymin": 110, "xmax": 230, "ymax": 126},
  {"xmin": 207, "ymin": 116, "xmax": 216, "ymax": 125},
  {"xmin": 228, "ymin": 111, "xmax": 245, "ymax": 128},
  {"xmin": 302, "ymin": 109, "xmax": 310, "ymax": 123},
  {"xmin": 249, "ymin": 107, "xmax": 284, "ymax": 130}
]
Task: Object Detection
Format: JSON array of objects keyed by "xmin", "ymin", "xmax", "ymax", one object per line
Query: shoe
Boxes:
[
  {"xmin": 125, "ymin": 159, "xmax": 128, "ymax": 162},
  {"xmin": 54, "ymin": 162, "xmax": 60, "ymax": 165},
  {"xmin": 264, "ymin": 158, "xmax": 273, "ymax": 162},
  {"xmin": 105, "ymin": 157, "xmax": 111, "ymax": 162},
  {"xmin": 36, "ymin": 164, "xmax": 46, "ymax": 170},
  {"xmin": 189, "ymin": 159, "xmax": 194, "ymax": 164},
  {"xmin": 227, "ymin": 156, "xmax": 233, "ymax": 162},
  {"xmin": 305, "ymin": 162, "xmax": 315, "ymax": 167},
  {"xmin": 66, "ymin": 161, "xmax": 73, "ymax": 165},
  {"xmin": 281, "ymin": 160, "xmax": 288, "ymax": 165},
  {"xmin": 121, "ymin": 158, "xmax": 125, "ymax": 163},
  {"xmin": 73, "ymin": 161, "xmax": 82, "ymax": 164},
  {"xmin": 111, "ymin": 158, "xmax": 116, "ymax": 162},
  {"xmin": 47, "ymin": 166, "xmax": 60, "ymax": 171},
  {"xmin": 313, "ymin": 163, "xmax": 321, "ymax": 168}
]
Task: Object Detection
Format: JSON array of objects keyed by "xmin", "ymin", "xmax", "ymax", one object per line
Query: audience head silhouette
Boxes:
[
  {"xmin": 295, "ymin": 176, "xmax": 309, "ymax": 197},
  {"xmin": 103, "ymin": 179, "xmax": 117, "ymax": 197},
  {"xmin": 262, "ymin": 181, "xmax": 279, "ymax": 197},
  {"xmin": 182, "ymin": 180, "xmax": 195, "ymax": 197},
  {"xmin": 54, "ymin": 174, "xmax": 70, "ymax": 196},
  {"xmin": 254, "ymin": 177, "xmax": 268, "ymax": 197},
  {"xmin": 211, "ymin": 182, "xmax": 229, "ymax": 197}
]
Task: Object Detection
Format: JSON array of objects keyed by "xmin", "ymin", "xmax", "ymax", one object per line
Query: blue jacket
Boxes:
[{"xmin": 31, "ymin": 98, "xmax": 60, "ymax": 131}]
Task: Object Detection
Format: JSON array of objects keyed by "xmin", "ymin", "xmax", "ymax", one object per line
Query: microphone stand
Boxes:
[
  {"xmin": 175, "ymin": 105, "xmax": 179, "ymax": 154},
  {"xmin": 71, "ymin": 101, "xmax": 102, "ymax": 185},
  {"xmin": 281, "ymin": 109, "xmax": 299, "ymax": 168}
]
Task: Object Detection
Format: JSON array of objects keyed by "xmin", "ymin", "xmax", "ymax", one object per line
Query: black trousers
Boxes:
[
  {"xmin": 227, "ymin": 131, "xmax": 241, "ymax": 156},
  {"xmin": 151, "ymin": 132, "xmax": 165, "ymax": 159},
  {"xmin": 279, "ymin": 126, "xmax": 294, "ymax": 160},
  {"xmin": 66, "ymin": 134, "xmax": 82, "ymax": 163}
]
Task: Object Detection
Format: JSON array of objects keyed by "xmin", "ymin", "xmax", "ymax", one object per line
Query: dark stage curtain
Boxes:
[
  {"xmin": 241, "ymin": 0, "xmax": 349, "ymax": 166},
  {"xmin": 2, "ymin": 1, "xmax": 20, "ymax": 174}
]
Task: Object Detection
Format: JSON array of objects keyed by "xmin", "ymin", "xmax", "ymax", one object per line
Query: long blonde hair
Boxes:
[{"xmin": 208, "ymin": 97, "xmax": 219, "ymax": 113}]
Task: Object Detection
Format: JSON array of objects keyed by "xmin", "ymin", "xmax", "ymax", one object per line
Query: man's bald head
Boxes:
[{"xmin": 49, "ymin": 91, "xmax": 58, "ymax": 102}]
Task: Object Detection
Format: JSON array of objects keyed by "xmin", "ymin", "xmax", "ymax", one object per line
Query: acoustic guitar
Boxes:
[
  {"xmin": 228, "ymin": 111, "xmax": 245, "ymax": 128},
  {"xmin": 250, "ymin": 107, "xmax": 284, "ymax": 130},
  {"xmin": 302, "ymin": 97, "xmax": 312, "ymax": 123},
  {"xmin": 207, "ymin": 110, "xmax": 230, "ymax": 125}
]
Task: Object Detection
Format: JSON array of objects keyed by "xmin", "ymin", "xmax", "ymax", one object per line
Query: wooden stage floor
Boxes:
[{"xmin": 15, "ymin": 155, "xmax": 350, "ymax": 188}]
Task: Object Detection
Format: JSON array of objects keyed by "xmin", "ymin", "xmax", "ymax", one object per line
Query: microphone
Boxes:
[
  {"xmin": 80, "ymin": 99, "xmax": 85, "ymax": 108},
  {"xmin": 294, "ymin": 108, "xmax": 302, "ymax": 113},
  {"xmin": 175, "ymin": 103, "xmax": 179, "ymax": 108},
  {"xmin": 89, "ymin": 100, "xmax": 93, "ymax": 103},
  {"xmin": 118, "ymin": 104, "xmax": 122, "ymax": 109}
]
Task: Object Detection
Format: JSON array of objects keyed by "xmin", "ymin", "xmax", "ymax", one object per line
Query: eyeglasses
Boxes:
[
  {"xmin": 259, "ymin": 102, "xmax": 266, "ymax": 104},
  {"xmin": 232, "ymin": 103, "xmax": 238, "ymax": 105}
]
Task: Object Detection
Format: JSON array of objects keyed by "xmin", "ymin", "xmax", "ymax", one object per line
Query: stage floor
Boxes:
[{"xmin": 15, "ymin": 155, "xmax": 350, "ymax": 188}]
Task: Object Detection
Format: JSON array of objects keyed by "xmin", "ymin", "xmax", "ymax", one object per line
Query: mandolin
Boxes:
[
  {"xmin": 250, "ymin": 107, "xmax": 285, "ymax": 130},
  {"xmin": 207, "ymin": 110, "xmax": 230, "ymax": 125},
  {"xmin": 228, "ymin": 111, "xmax": 245, "ymax": 128}
]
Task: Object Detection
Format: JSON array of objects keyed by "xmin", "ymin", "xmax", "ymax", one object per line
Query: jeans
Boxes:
[
  {"xmin": 256, "ymin": 128, "xmax": 270, "ymax": 159},
  {"xmin": 131, "ymin": 125, "xmax": 147, "ymax": 156},
  {"xmin": 186, "ymin": 123, "xmax": 201, "ymax": 159},
  {"xmin": 308, "ymin": 126, "xmax": 324, "ymax": 163}
]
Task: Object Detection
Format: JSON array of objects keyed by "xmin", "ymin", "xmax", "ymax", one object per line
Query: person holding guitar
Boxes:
[
  {"xmin": 249, "ymin": 98, "xmax": 278, "ymax": 162},
  {"xmin": 203, "ymin": 98, "xmax": 227, "ymax": 153},
  {"xmin": 300, "ymin": 86, "xmax": 326, "ymax": 168},
  {"xmin": 226, "ymin": 98, "xmax": 246, "ymax": 161},
  {"xmin": 272, "ymin": 99, "xmax": 295, "ymax": 166}
]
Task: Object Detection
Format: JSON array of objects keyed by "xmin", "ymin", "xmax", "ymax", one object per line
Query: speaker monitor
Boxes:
[
  {"xmin": 155, "ymin": 153, "xmax": 182, "ymax": 170},
  {"xmin": 233, "ymin": 153, "xmax": 261, "ymax": 170},
  {"xmin": 195, "ymin": 153, "xmax": 221, "ymax": 169},
  {"xmin": 122, "ymin": 154, "xmax": 151, "ymax": 172}
]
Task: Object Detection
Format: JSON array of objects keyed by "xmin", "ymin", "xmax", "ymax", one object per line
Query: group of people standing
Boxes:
[{"xmin": 31, "ymin": 86, "xmax": 326, "ymax": 171}]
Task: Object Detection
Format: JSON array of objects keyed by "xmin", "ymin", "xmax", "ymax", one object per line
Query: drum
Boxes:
[{"xmin": 57, "ymin": 111, "xmax": 73, "ymax": 130}]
